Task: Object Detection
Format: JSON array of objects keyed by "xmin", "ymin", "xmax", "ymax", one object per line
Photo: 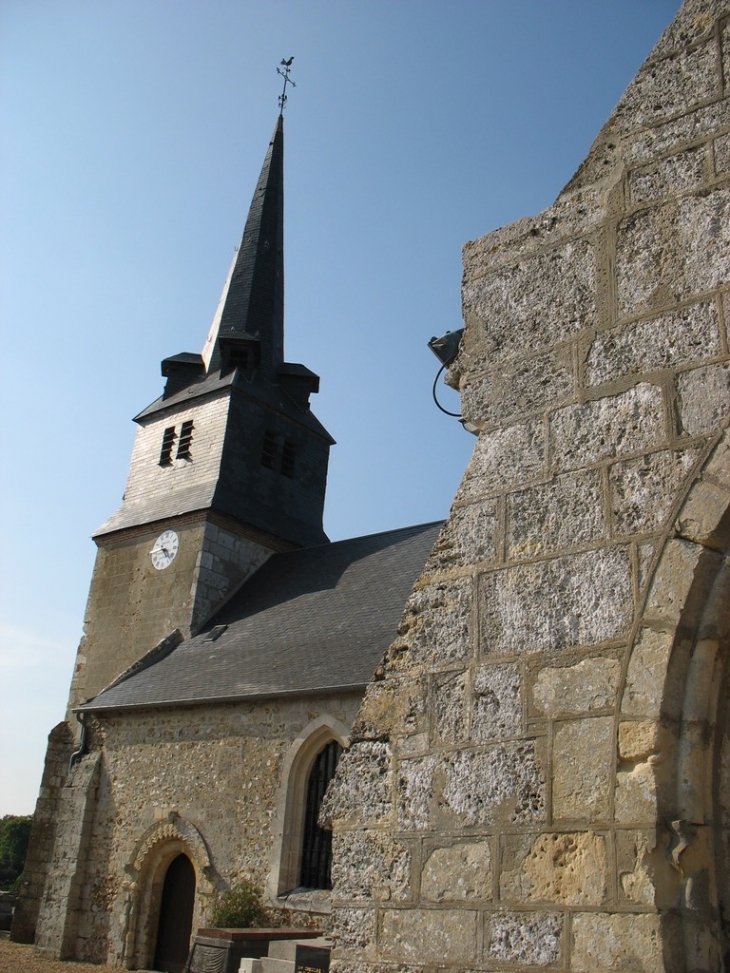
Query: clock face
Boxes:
[{"xmin": 150, "ymin": 529, "xmax": 179, "ymax": 570}]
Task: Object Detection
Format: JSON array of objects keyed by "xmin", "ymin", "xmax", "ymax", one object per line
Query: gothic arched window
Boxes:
[{"xmin": 299, "ymin": 739, "xmax": 342, "ymax": 889}]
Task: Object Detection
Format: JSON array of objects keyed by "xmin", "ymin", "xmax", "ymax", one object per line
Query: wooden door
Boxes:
[{"xmin": 153, "ymin": 853, "xmax": 196, "ymax": 973}]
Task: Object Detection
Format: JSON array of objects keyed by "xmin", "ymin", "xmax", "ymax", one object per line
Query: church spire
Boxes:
[{"xmin": 202, "ymin": 115, "xmax": 285, "ymax": 376}]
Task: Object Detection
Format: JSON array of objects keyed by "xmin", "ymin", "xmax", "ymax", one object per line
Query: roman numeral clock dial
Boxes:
[{"xmin": 150, "ymin": 529, "xmax": 179, "ymax": 570}]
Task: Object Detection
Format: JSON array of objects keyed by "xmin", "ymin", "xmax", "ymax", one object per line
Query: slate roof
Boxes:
[{"xmin": 81, "ymin": 521, "xmax": 442, "ymax": 712}]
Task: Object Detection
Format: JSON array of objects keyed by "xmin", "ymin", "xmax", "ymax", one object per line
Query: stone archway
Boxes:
[
  {"xmin": 120, "ymin": 813, "xmax": 215, "ymax": 971},
  {"xmin": 616, "ymin": 427, "xmax": 730, "ymax": 972}
]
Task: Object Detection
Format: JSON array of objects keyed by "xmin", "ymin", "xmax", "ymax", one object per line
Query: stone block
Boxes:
[
  {"xmin": 380, "ymin": 907, "xmax": 477, "ymax": 965},
  {"xmin": 398, "ymin": 742, "xmax": 546, "ymax": 830},
  {"xmin": 331, "ymin": 831, "xmax": 410, "ymax": 902},
  {"xmin": 622, "ymin": 629, "xmax": 673, "ymax": 718},
  {"xmin": 392, "ymin": 579, "xmax": 472, "ymax": 670},
  {"xmin": 500, "ymin": 831, "xmax": 608, "ymax": 906},
  {"xmin": 617, "ymin": 190, "xmax": 730, "ymax": 316},
  {"xmin": 462, "ymin": 238, "xmax": 596, "ymax": 364},
  {"xmin": 644, "ymin": 538, "xmax": 704, "ymax": 627},
  {"xmin": 550, "ymin": 384, "xmax": 665, "ymax": 472},
  {"xmin": 627, "ymin": 101, "xmax": 730, "ymax": 167},
  {"xmin": 460, "ymin": 346, "xmax": 573, "ymax": 428},
  {"xmin": 329, "ymin": 908, "xmax": 377, "ymax": 960},
  {"xmin": 553, "ymin": 717, "xmax": 613, "ymax": 821},
  {"xmin": 678, "ymin": 361, "xmax": 730, "ymax": 436},
  {"xmin": 571, "ymin": 912, "xmax": 662, "ymax": 972},
  {"xmin": 351, "ymin": 675, "xmax": 426, "ymax": 742},
  {"xmin": 531, "ymin": 656, "xmax": 621, "ymax": 717},
  {"xmin": 506, "ymin": 470, "xmax": 606, "ymax": 559},
  {"xmin": 453, "ymin": 419, "xmax": 546, "ymax": 502},
  {"xmin": 472, "ymin": 663, "xmax": 521, "ymax": 740},
  {"xmin": 676, "ymin": 477, "xmax": 730, "ymax": 547},
  {"xmin": 320, "ymin": 742, "xmax": 392, "ymax": 828},
  {"xmin": 628, "ymin": 146, "xmax": 706, "ymax": 205},
  {"xmin": 478, "ymin": 547, "xmax": 633, "ymax": 656},
  {"xmin": 483, "ymin": 910, "xmax": 562, "ymax": 967},
  {"xmin": 701, "ymin": 426, "xmax": 730, "ymax": 493},
  {"xmin": 432, "ymin": 670, "xmax": 467, "ymax": 744},
  {"xmin": 611, "ymin": 38, "xmax": 718, "ymax": 133},
  {"xmin": 610, "ymin": 448, "xmax": 699, "ymax": 537},
  {"xmin": 420, "ymin": 839, "xmax": 492, "ymax": 902},
  {"xmin": 427, "ymin": 500, "xmax": 498, "ymax": 569},
  {"xmin": 714, "ymin": 130, "xmax": 730, "ymax": 174},
  {"xmin": 441, "ymin": 744, "xmax": 546, "ymax": 827},
  {"xmin": 586, "ymin": 302, "xmax": 720, "ymax": 387}
]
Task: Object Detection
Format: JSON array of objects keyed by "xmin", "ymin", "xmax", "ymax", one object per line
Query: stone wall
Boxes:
[
  {"xmin": 327, "ymin": 2, "xmax": 730, "ymax": 970},
  {"xmin": 68, "ymin": 516, "xmax": 272, "ymax": 712},
  {"xmin": 30, "ymin": 693, "xmax": 360, "ymax": 968}
]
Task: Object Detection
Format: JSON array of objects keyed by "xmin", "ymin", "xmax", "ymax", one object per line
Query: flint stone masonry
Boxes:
[{"xmin": 330, "ymin": 3, "xmax": 730, "ymax": 970}]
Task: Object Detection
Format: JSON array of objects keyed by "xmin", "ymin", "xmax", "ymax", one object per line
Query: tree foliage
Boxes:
[{"xmin": 0, "ymin": 815, "xmax": 32, "ymax": 891}]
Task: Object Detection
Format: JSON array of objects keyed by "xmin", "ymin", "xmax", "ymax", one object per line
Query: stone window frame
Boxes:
[{"xmin": 267, "ymin": 715, "xmax": 349, "ymax": 906}]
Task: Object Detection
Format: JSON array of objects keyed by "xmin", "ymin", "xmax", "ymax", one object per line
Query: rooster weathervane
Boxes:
[{"xmin": 277, "ymin": 57, "xmax": 295, "ymax": 113}]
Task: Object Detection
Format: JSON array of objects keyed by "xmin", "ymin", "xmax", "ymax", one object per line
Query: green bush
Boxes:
[{"xmin": 210, "ymin": 879, "xmax": 267, "ymax": 928}]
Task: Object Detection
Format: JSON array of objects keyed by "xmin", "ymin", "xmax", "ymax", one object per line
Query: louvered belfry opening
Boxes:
[{"xmin": 300, "ymin": 739, "xmax": 342, "ymax": 889}]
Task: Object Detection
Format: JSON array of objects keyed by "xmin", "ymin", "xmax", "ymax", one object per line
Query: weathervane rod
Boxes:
[{"xmin": 277, "ymin": 57, "xmax": 295, "ymax": 113}]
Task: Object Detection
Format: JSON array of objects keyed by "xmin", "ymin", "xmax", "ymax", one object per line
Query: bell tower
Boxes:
[{"xmin": 68, "ymin": 113, "xmax": 333, "ymax": 711}]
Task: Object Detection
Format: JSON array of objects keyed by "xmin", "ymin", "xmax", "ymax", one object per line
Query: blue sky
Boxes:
[{"xmin": 1, "ymin": 0, "xmax": 678, "ymax": 815}]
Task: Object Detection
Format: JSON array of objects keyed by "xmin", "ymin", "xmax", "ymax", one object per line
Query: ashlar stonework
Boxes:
[{"xmin": 328, "ymin": 2, "xmax": 730, "ymax": 970}]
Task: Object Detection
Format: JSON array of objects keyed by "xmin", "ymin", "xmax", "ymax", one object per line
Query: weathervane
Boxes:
[{"xmin": 277, "ymin": 57, "xmax": 295, "ymax": 113}]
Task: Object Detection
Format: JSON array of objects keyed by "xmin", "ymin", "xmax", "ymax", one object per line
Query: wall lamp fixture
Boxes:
[{"xmin": 427, "ymin": 329, "xmax": 478, "ymax": 435}]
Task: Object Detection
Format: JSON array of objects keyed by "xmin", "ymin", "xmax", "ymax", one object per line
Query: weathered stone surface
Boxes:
[
  {"xmin": 461, "ymin": 238, "xmax": 596, "ymax": 363},
  {"xmin": 330, "ymin": 907, "xmax": 378, "ymax": 959},
  {"xmin": 454, "ymin": 419, "xmax": 547, "ymax": 501},
  {"xmin": 421, "ymin": 840, "xmax": 492, "ymax": 902},
  {"xmin": 351, "ymin": 674, "xmax": 426, "ymax": 741},
  {"xmin": 644, "ymin": 538, "xmax": 704, "ymax": 626},
  {"xmin": 398, "ymin": 743, "xmax": 546, "ymax": 829},
  {"xmin": 391, "ymin": 580, "xmax": 472, "ymax": 670},
  {"xmin": 483, "ymin": 911, "xmax": 562, "ymax": 967},
  {"xmin": 531, "ymin": 656, "xmax": 620, "ymax": 717},
  {"xmin": 610, "ymin": 448, "xmax": 699, "ymax": 536},
  {"xmin": 331, "ymin": 831, "xmax": 410, "ymax": 902},
  {"xmin": 622, "ymin": 629, "xmax": 673, "ymax": 718},
  {"xmin": 479, "ymin": 547, "xmax": 633, "ymax": 656},
  {"xmin": 460, "ymin": 346, "xmax": 573, "ymax": 427},
  {"xmin": 611, "ymin": 38, "xmax": 718, "ymax": 133},
  {"xmin": 428, "ymin": 500, "xmax": 498, "ymax": 569},
  {"xmin": 432, "ymin": 670, "xmax": 467, "ymax": 744},
  {"xmin": 550, "ymin": 384, "xmax": 665, "ymax": 472},
  {"xmin": 500, "ymin": 831, "xmax": 608, "ymax": 906},
  {"xmin": 571, "ymin": 912, "xmax": 662, "ymax": 972},
  {"xmin": 615, "ymin": 722, "xmax": 673, "ymax": 825},
  {"xmin": 675, "ymin": 480, "xmax": 730, "ymax": 553},
  {"xmin": 322, "ymin": 742, "xmax": 393, "ymax": 827},
  {"xmin": 627, "ymin": 100, "xmax": 730, "ymax": 167},
  {"xmin": 586, "ymin": 302, "xmax": 720, "ymax": 387},
  {"xmin": 678, "ymin": 361, "xmax": 730, "ymax": 435},
  {"xmin": 472, "ymin": 663, "xmax": 521, "ymax": 740},
  {"xmin": 629, "ymin": 145, "xmax": 706, "ymax": 204},
  {"xmin": 617, "ymin": 190, "xmax": 730, "ymax": 315},
  {"xmin": 507, "ymin": 470, "xmax": 605, "ymax": 559},
  {"xmin": 380, "ymin": 908, "xmax": 477, "ymax": 964},
  {"xmin": 552, "ymin": 717, "xmax": 613, "ymax": 821}
]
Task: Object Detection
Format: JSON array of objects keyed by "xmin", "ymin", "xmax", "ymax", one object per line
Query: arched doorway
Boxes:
[{"xmin": 153, "ymin": 853, "xmax": 196, "ymax": 973}]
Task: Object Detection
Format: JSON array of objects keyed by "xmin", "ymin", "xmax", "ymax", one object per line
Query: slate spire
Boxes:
[{"xmin": 202, "ymin": 115, "xmax": 285, "ymax": 376}]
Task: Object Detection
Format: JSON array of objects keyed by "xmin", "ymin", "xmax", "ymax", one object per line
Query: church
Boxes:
[
  {"xmin": 16, "ymin": 1, "xmax": 730, "ymax": 970},
  {"xmin": 12, "ymin": 107, "xmax": 440, "ymax": 971}
]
